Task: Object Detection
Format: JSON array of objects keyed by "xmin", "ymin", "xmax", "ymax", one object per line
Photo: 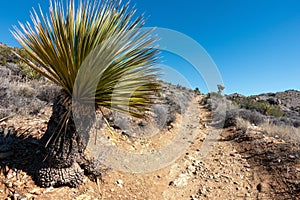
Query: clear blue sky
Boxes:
[{"xmin": 1, "ymin": 0, "xmax": 299, "ymax": 95}]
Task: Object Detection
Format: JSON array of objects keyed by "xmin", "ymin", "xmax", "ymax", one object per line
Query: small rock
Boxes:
[
  {"xmin": 13, "ymin": 191, "xmax": 27, "ymax": 200},
  {"xmin": 6, "ymin": 169, "xmax": 15, "ymax": 179},
  {"xmin": 199, "ymin": 186, "xmax": 207, "ymax": 194},
  {"xmin": 187, "ymin": 165, "xmax": 196, "ymax": 174},
  {"xmin": 233, "ymin": 181, "xmax": 239, "ymax": 185},
  {"xmin": 7, "ymin": 182, "xmax": 13, "ymax": 188},
  {"xmin": 190, "ymin": 195, "xmax": 198, "ymax": 200},
  {"xmin": 13, "ymin": 180, "xmax": 23, "ymax": 187},
  {"xmin": 173, "ymin": 174, "xmax": 190, "ymax": 187},
  {"xmin": 289, "ymin": 155, "xmax": 296, "ymax": 159},
  {"xmin": 256, "ymin": 182, "xmax": 269, "ymax": 192},
  {"xmin": 116, "ymin": 179, "xmax": 123, "ymax": 188},
  {"xmin": 42, "ymin": 186, "xmax": 54, "ymax": 194},
  {"xmin": 29, "ymin": 188, "xmax": 43, "ymax": 195}
]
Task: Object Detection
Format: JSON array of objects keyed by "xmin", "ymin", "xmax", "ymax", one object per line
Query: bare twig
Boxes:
[
  {"xmin": 0, "ymin": 114, "xmax": 16, "ymax": 123},
  {"xmin": 96, "ymin": 178, "xmax": 103, "ymax": 200}
]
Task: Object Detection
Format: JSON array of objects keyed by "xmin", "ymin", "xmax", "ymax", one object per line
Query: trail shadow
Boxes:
[
  {"xmin": 225, "ymin": 128, "xmax": 300, "ymax": 199},
  {"xmin": 0, "ymin": 125, "xmax": 43, "ymax": 183}
]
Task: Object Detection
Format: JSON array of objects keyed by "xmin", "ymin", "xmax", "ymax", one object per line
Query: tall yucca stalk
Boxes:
[{"xmin": 12, "ymin": 0, "xmax": 160, "ymax": 187}]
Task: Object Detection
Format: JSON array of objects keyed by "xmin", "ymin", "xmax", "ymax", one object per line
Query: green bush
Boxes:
[
  {"xmin": 230, "ymin": 96, "xmax": 285, "ymax": 118},
  {"xmin": 0, "ymin": 45, "xmax": 41, "ymax": 79},
  {"xmin": 18, "ymin": 61, "xmax": 41, "ymax": 79}
]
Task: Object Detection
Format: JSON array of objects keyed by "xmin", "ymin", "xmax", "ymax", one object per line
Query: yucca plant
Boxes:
[{"xmin": 12, "ymin": 0, "xmax": 160, "ymax": 187}]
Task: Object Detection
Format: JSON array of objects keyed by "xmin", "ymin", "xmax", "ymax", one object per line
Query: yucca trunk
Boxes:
[{"xmin": 37, "ymin": 90, "xmax": 95, "ymax": 187}]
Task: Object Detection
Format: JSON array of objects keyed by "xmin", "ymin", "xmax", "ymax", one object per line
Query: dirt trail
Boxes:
[{"xmin": 0, "ymin": 95, "xmax": 299, "ymax": 200}]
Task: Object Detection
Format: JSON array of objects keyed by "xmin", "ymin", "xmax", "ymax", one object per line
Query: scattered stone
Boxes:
[
  {"xmin": 173, "ymin": 174, "xmax": 190, "ymax": 187},
  {"xmin": 29, "ymin": 188, "xmax": 43, "ymax": 195},
  {"xmin": 256, "ymin": 182, "xmax": 269, "ymax": 193},
  {"xmin": 289, "ymin": 155, "xmax": 296, "ymax": 159},
  {"xmin": 116, "ymin": 179, "xmax": 123, "ymax": 188}
]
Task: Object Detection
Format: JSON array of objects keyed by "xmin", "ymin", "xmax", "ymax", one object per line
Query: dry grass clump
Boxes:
[
  {"xmin": 235, "ymin": 117, "xmax": 252, "ymax": 132},
  {"xmin": 235, "ymin": 117, "xmax": 300, "ymax": 143},
  {"xmin": 260, "ymin": 121, "xmax": 300, "ymax": 143}
]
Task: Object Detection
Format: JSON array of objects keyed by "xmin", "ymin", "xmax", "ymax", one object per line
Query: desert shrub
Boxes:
[
  {"xmin": 5, "ymin": 63, "xmax": 22, "ymax": 76},
  {"xmin": 152, "ymin": 104, "xmax": 176, "ymax": 128},
  {"xmin": 0, "ymin": 44, "xmax": 41, "ymax": 80},
  {"xmin": 18, "ymin": 61, "xmax": 41, "ymax": 79},
  {"xmin": 157, "ymin": 81, "xmax": 193, "ymax": 114},
  {"xmin": 212, "ymin": 107, "xmax": 267, "ymax": 128},
  {"xmin": 266, "ymin": 98, "xmax": 277, "ymax": 105},
  {"xmin": 0, "ymin": 82, "xmax": 9, "ymax": 100},
  {"xmin": 0, "ymin": 45, "xmax": 20, "ymax": 64},
  {"xmin": 293, "ymin": 120, "xmax": 300, "ymax": 128},
  {"xmin": 202, "ymin": 92, "xmax": 224, "ymax": 111},
  {"xmin": 204, "ymin": 93, "xmax": 238, "ymax": 128},
  {"xmin": 0, "ymin": 58, "xmax": 7, "ymax": 65},
  {"xmin": 0, "ymin": 45, "xmax": 33, "ymax": 64},
  {"xmin": 9, "ymin": 82, "xmax": 36, "ymax": 98},
  {"xmin": 0, "ymin": 75, "xmax": 49, "ymax": 117},
  {"xmin": 209, "ymin": 92, "xmax": 223, "ymax": 99},
  {"xmin": 265, "ymin": 115, "xmax": 300, "ymax": 129},
  {"xmin": 229, "ymin": 96, "xmax": 285, "ymax": 117},
  {"xmin": 223, "ymin": 109, "xmax": 239, "ymax": 128},
  {"xmin": 0, "ymin": 46, "xmax": 12, "ymax": 65},
  {"xmin": 265, "ymin": 105, "xmax": 285, "ymax": 117},
  {"xmin": 36, "ymin": 83, "xmax": 60, "ymax": 102},
  {"xmin": 109, "ymin": 112, "xmax": 131, "ymax": 131},
  {"xmin": 0, "ymin": 66, "xmax": 11, "ymax": 77},
  {"xmin": 238, "ymin": 109, "xmax": 266, "ymax": 125},
  {"xmin": 236, "ymin": 117, "xmax": 251, "ymax": 132}
]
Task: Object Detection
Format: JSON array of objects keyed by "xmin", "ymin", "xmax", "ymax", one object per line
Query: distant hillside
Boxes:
[
  {"xmin": 254, "ymin": 90, "xmax": 300, "ymax": 117},
  {"xmin": 227, "ymin": 90, "xmax": 300, "ymax": 128}
]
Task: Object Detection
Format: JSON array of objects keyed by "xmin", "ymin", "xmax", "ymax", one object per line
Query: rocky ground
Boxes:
[{"xmin": 0, "ymin": 94, "xmax": 299, "ymax": 200}]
